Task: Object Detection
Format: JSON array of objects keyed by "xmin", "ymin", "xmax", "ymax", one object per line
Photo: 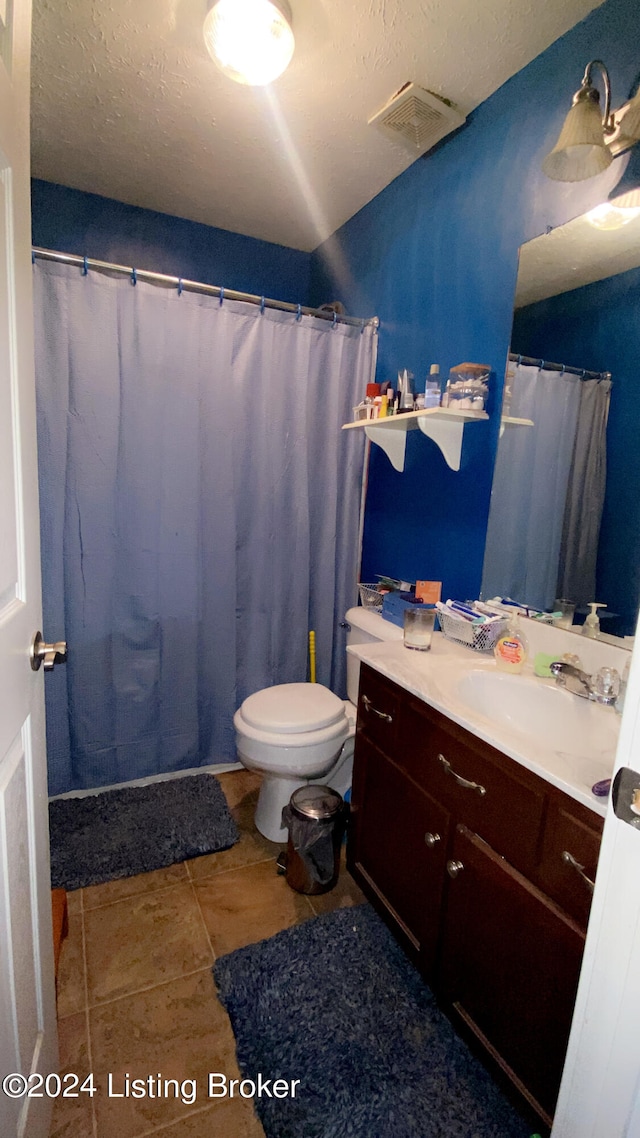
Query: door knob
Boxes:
[
  {"xmin": 446, "ymin": 859, "xmax": 464, "ymax": 878},
  {"xmin": 30, "ymin": 632, "xmax": 67, "ymax": 672},
  {"xmin": 424, "ymin": 832, "xmax": 441, "ymax": 848}
]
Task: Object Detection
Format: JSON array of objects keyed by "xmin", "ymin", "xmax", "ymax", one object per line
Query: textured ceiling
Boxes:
[
  {"xmin": 516, "ymin": 203, "xmax": 640, "ymax": 308},
  {"xmin": 31, "ymin": 0, "xmax": 603, "ymax": 252}
]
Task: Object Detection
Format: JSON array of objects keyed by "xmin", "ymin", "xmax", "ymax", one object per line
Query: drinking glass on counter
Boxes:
[{"xmin": 403, "ymin": 607, "xmax": 436, "ymax": 651}]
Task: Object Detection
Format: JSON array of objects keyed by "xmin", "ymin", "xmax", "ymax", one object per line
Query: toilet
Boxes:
[{"xmin": 233, "ymin": 606, "xmax": 402, "ymax": 841}]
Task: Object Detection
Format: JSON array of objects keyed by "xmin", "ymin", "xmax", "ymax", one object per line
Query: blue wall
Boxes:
[
  {"xmin": 309, "ymin": 0, "xmax": 640, "ymax": 602},
  {"xmin": 512, "ymin": 265, "xmax": 640, "ymax": 636},
  {"xmin": 31, "ymin": 180, "xmax": 312, "ymax": 305}
]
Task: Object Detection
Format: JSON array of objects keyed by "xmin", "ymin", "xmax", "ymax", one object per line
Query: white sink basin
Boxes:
[{"xmin": 455, "ymin": 668, "xmax": 619, "ymax": 764}]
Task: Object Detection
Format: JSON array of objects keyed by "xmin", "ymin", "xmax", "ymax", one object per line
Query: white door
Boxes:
[
  {"xmin": 552, "ymin": 629, "xmax": 640, "ymax": 1137},
  {"xmin": 0, "ymin": 0, "xmax": 58, "ymax": 1135}
]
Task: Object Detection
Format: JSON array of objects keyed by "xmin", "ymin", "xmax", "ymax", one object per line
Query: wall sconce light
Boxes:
[
  {"xmin": 543, "ymin": 60, "xmax": 640, "ymax": 182},
  {"xmin": 203, "ymin": 0, "xmax": 295, "ymax": 87}
]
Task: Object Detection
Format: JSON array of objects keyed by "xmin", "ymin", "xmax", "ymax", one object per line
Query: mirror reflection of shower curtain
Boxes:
[
  {"xmin": 481, "ymin": 363, "xmax": 610, "ymax": 612},
  {"xmin": 557, "ymin": 376, "xmax": 611, "ymax": 604},
  {"xmin": 34, "ymin": 259, "xmax": 376, "ymax": 796}
]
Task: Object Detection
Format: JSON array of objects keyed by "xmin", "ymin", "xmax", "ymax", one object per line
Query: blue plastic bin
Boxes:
[{"xmin": 381, "ymin": 592, "xmax": 426, "ymax": 628}]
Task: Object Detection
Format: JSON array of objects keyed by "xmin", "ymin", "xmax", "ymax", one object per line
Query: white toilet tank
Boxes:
[{"xmin": 345, "ymin": 606, "xmax": 403, "ymax": 705}]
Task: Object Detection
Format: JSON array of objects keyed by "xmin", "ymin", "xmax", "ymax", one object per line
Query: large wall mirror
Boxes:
[{"xmin": 482, "ymin": 196, "xmax": 640, "ymax": 645}]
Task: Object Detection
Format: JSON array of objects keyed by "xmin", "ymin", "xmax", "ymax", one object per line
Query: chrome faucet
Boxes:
[{"xmin": 550, "ymin": 661, "xmax": 621, "ymax": 707}]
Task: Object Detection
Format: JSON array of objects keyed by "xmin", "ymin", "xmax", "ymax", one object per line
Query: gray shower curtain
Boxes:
[
  {"xmin": 482, "ymin": 362, "xmax": 610, "ymax": 611},
  {"xmin": 557, "ymin": 376, "xmax": 611, "ymax": 605},
  {"xmin": 34, "ymin": 259, "xmax": 376, "ymax": 796}
]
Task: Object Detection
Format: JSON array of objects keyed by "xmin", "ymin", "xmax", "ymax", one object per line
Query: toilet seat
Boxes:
[
  {"xmin": 238, "ymin": 678, "xmax": 346, "ymax": 741},
  {"xmin": 233, "ymin": 707, "xmax": 348, "ymax": 750},
  {"xmin": 233, "ymin": 684, "xmax": 350, "ymax": 786},
  {"xmin": 241, "ymin": 683, "xmax": 345, "ymax": 735}
]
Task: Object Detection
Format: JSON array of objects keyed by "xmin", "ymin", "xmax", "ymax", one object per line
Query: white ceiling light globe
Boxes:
[
  {"xmin": 203, "ymin": 0, "xmax": 295, "ymax": 87},
  {"xmin": 586, "ymin": 203, "xmax": 640, "ymax": 230}
]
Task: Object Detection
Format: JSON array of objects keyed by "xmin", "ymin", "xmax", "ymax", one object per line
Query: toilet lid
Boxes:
[{"xmin": 241, "ymin": 683, "xmax": 346, "ymax": 734}]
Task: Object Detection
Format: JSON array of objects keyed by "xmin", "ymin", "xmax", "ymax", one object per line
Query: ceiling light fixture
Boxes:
[
  {"xmin": 203, "ymin": 0, "xmax": 295, "ymax": 87},
  {"xmin": 543, "ymin": 61, "xmax": 640, "ymax": 182},
  {"xmin": 585, "ymin": 202, "xmax": 640, "ymax": 230}
]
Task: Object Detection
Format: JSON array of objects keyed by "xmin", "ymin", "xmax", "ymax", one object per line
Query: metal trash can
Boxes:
[{"xmin": 280, "ymin": 785, "xmax": 346, "ymax": 895}]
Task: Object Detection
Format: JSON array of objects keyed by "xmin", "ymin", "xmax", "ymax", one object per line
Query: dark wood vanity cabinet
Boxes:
[
  {"xmin": 347, "ymin": 663, "xmax": 604, "ymax": 1126},
  {"xmin": 350, "ymin": 734, "xmax": 452, "ymax": 973}
]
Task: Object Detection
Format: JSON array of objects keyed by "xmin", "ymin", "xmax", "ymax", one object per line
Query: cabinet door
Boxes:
[
  {"xmin": 357, "ymin": 664, "xmax": 399, "ymax": 756},
  {"xmin": 439, "ymin": 824, "xmax": 585, "ymax": 1123},
  {"xmin": 535, "ymin": 800, "xmax": 602, "ymax": 929},
  {"xmin": 349, "ymin": 735, "xmax": 451, "ymax": 975}
]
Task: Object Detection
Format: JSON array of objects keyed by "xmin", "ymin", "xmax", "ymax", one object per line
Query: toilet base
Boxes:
[
  {"xmin": 255, "ymin": 776, "xmax": 306, "ymax": 843},
  {"xmin": 253, "ymin": 736, "xmax": 355, "ymax": 843}
]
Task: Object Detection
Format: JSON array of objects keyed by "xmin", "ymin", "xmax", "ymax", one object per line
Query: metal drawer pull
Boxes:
[
  {"xmin": 447, "ymin": 859, "xmax": 464, "ymax": 878},
  {"xmin": 362, "ymin": 694, "xmax": 393, "ymax": 722},
  {"xmin": 437, "ymin": 754, "xmax": 486, "ymax": 796},
  {"xmin": 424, "ymin": 832, "xmax": 441, "ymax": 848},
  {"xmin": 562, "ymin": 850, "xmax": 595, "ymax": 892}
]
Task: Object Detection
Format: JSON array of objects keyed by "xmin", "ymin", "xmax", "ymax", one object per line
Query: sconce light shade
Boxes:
[
  {"xmin": 203, "ymin": 0, "xmax": 294, "ymax": 87},
  {"xmin": 542, "ymin": 94, "xmax": 613, "ymax": 182}
]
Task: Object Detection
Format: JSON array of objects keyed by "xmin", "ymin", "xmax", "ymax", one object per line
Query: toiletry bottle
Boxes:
[
  {"xmin": 425, "ymin": 364, "xmax": 441, "ymax": 407},
  {"xmin": 582, "ymin": 602, "xmax": 606, "ymax": 639},
  {"xmin": 397, "ymin": 369, "xmax": 415, "ymax": 413},
  {"xmin": 364, "ymin": 383, "xmax": 381, "ymax": 419},
  {"xmin": 494, "ymin": 615, "xmax": 528, "ymax": 673}
]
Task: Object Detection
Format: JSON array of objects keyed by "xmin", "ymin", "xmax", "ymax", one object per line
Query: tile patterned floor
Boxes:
[{"xmin": 50, "ymin": 771, "xmax": 365, "ymax": 1138}]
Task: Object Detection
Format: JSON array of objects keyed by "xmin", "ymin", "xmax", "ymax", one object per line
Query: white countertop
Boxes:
[{"xmin": 348, "ymin": 633, "xmax": 619, "ymax": 817}]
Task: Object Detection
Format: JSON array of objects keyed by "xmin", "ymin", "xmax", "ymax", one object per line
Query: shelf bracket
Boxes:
[
  {"xmin": 364, "ymin": 423, "xmax": 407, "ymax": 472},
  {"xmin": 417, "ymin": 416, "xmax": 464, "ymax": 471}
]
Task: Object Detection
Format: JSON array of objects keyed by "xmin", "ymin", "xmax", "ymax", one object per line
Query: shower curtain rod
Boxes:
[
  {"xmin": 509, "ymin": 352, "xmax": 611, "ymax": 382},
  {"xmin": 32, "ymin": 247, "xmax": 379, "ymax": 330}
]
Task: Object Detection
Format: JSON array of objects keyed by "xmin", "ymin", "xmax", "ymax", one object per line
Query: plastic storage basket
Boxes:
[
  {"xmin": 358, "ymin": 584, "xmax": 383, "ymax": 610},
  {"xmin": 438, "ymin": 611, "xmax": 506, "ymax": 653}
]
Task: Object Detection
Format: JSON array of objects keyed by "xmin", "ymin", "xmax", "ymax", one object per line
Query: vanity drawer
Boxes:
[
  {"xmin": 535, "ymin": 798, "xmax": 603, "ymax": 929},
  {"xmin": 397, "ymin": 701, "xmax": 546, "ymax": 874},
  {"xmin": 357, "ymin": 665, "xmax": 400, "ymax": 756}
]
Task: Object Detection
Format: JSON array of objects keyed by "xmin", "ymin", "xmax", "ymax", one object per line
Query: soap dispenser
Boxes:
[
  {"xmin": 494, "ymin": 614, "xmax": 528, "ymax": 673},
  {"xmin": 582, "ymin": 603, "xmax": 606, "ymax": 639}
]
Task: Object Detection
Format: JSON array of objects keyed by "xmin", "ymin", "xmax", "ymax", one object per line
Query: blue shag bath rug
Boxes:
[
  {"xmin": 49, "ymin": 773, "xmax": 239, "ymax": 890},
  {"xmin": 214, "ymin": 904, "xmax": 534, "ymax": 1138}
]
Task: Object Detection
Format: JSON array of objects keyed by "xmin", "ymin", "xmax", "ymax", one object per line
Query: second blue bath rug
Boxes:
[
  {"xmin": 215, "ymin": 904, "xmax": 534, "ymax": 1138},
  {"xmin": 49, "ymin": 772, "xmax": 239, "ymax": 890}
]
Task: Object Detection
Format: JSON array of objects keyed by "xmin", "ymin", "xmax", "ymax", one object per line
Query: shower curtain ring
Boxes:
[
  {"xmin": 539, "ymin": 359, "xmax": 544, "ymax": 370},
  {"xmin": 296, "ymin": 303, "xmax": 302, "ymax": 321},
  {"xmin": 517, "ymin": 355, "xmax": 522, "ymax": 366},
  {"xmin": 560, "ymin": 365, "xmax": 565, "ymax": 376},
  {"xmin": 219, "ymin": 287, "xmax": 224, "ymax": 305},
  {"xmin": 332, "ymin": 312, "xmax": 337, "ymax": 328},
  {"xmin": 260, "ymin": 296, "xmax": 265, "ymax": 314},
  {"xmin": 177, "ymin": 278, "xmax": 183, "ymax": 296},
  {"xmin": 82, "ymin": 256, "xmax": 88, "ymax": 276},
  {"xmin": 31, "ymin": 250, "xmax": 35, "ymax": 264},
  {"xmin": 131, "ymin": 268, "xmax": 137, "ymax": 286}
]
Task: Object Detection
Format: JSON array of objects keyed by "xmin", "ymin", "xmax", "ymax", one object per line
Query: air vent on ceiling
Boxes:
[{"xmin": 369, "ymin": 82, "xmax": 466, "ymax": 156}]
